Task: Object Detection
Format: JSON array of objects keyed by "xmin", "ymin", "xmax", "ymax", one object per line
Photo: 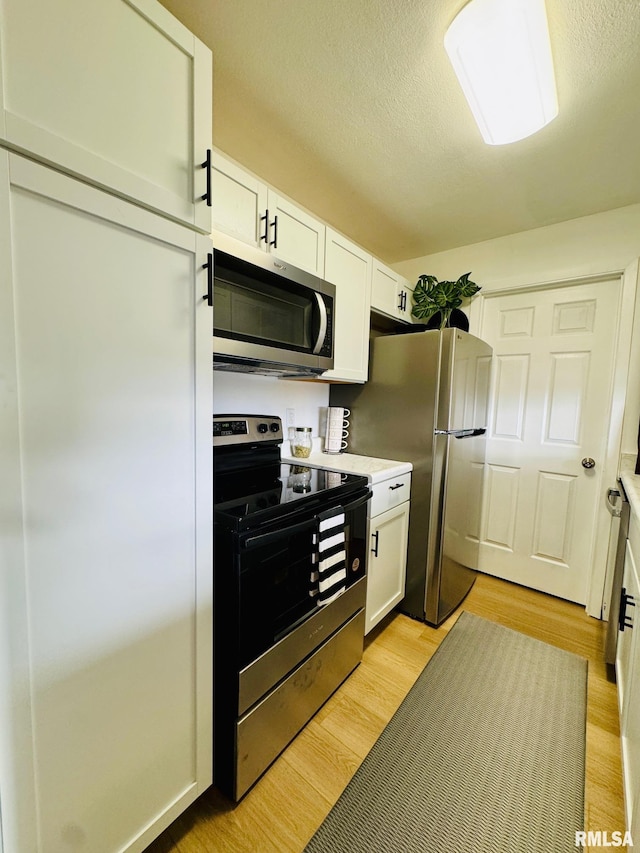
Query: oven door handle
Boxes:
[
  {"xmin": 242, "ymin": 490, "xmax": 370, "ymax": 549},
  {"xmin": 342, "ymin": 491, "xmax": 371, "ymax": 514},
  {"xmin": 243, "ymin": 517, "xmax": 317, "ymax": 550}
]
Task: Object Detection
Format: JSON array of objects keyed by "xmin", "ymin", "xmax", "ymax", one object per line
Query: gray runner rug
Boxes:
[{"xmin": 303, "ymin": 611, "xmax": 587, "ymax": 853}]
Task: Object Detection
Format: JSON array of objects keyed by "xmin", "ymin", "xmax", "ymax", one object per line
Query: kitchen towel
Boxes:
[{"xmin": 311, "ymin": 506, "xmax": 347, "ymax": 606}]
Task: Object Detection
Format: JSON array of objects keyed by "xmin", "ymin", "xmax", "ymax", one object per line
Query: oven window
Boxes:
[
  {"xmin": 215, "ymin": 273, "xmax": 313, "ymax": 351},
  {"xmin": 234, "ymin": 488, "xmax": 369, "ymax": 670},
  {"xmin": 238, "ymin": 525, "xmax": 317, "ymax": 667}
]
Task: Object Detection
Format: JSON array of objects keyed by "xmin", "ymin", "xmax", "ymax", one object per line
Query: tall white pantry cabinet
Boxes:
[{"xmin": 0, "ymin": 2, "xmax": 213, "ymax": 852}]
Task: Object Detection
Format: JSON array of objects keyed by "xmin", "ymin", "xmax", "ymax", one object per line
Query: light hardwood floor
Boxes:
[{"xmin": 146, "ymin": 573, "xmax": 626, "ymax": 852}]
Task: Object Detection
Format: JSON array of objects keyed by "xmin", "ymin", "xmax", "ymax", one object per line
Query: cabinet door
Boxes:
[
  {"xmin": 0, "ymin": 0, "xmax": 212, "ymax": 232},
  {"xmin": 211, "ymin": 151, "xmax": 268, "ymax": 248},
  {"xmin": 617, "ymin": 540, "xmax": 638, "ymax": 712},
  {"xmin": 322, "ymin": 228, "xmax": 372, "ymax": 383},
  {"xmin": 0, "ymin": 152, "xmax": 212, "ymax": 853},
  {"xmin": 365, "ymin": 502, "xmax": 410, "ymax": 634},
  {"xmin": 267, "ymin": 190, "xmax": 326, "ymax": 276},
  {"xmin": 619, "ymin": 527, "xmax": 640, "ymax": 832},
  {"xmin": 371, "ymin": 260, "xmax": 413, "ymax": 322},
  {"xmin": 400, "ymin": 281, "xmax": 415, "ymax": 322}
]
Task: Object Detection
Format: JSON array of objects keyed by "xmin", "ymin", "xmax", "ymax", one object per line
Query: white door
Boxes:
[
  {"xmin": 618, "ymin": 531, "xmax": 640, "ymax": 832},
  {"xmin": 0, "ymin": 152, "xmax": 212, "ymax": 853},
  {"xmin": 0, "ymin": 0, "xmax": 212, "ymax": 232},
  {"xmin": 479, "ymin": 279, "xmax": 621, "ymax": 604}
]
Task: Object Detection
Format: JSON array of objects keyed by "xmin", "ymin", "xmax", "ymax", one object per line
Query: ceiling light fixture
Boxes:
[{"xmin": 444, "ymin": 0, "xmax": 558, "ymax": 145}]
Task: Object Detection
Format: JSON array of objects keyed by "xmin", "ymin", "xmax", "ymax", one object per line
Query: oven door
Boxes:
[{"xmin": 236, "ymin": 487, "xmax": 369, "ymax": 669}]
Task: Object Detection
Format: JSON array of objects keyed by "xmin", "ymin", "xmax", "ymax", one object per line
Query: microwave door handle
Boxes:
[{"xmin": 312, "ymin": 292, "xmax": 328, "ymax": 355}]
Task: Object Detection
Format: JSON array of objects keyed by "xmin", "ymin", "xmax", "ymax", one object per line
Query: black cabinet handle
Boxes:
[
  {"xmin": 202, "ymin": 252, "xmax": 213, "ymax": 306},
  {"xmin": 389, "ymin": 482, "xmax": 404, "ymax": 491},
  {"xmin": 270, "ymin": 214, "xmax": 278, "ymax": 248},
  {"xmin": 371, "ymin": 530, "xmax": 379, "ymax": 557},
  {"xmin": 619, "ymin": 586, "xmax": 636, "ymax": 631},
  {"xmin": 201, "ymin": 149, "xmax": 212, "ymax": 207},
  {"xmin": 397, "ymin": 291, "xmax": 404, "ymax": 311},
  {"xmin": 260, "ymin": 210, "xmax": 269, "ymax": 244}
]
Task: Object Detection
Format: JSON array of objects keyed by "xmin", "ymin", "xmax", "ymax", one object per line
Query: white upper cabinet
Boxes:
[
  {"xmin": 211, "ymin": 152, "xmax": 268, "ymax": 247},
  {"xmin": 266, "ymin": 190, "xmax": 326, "ymax": 277},
  {"xmin": 211, "ymin": 150, "xmax": 325, "ymax": 276},
  {"xmin": 371, "ymin": 260, "xmax": 414, "ymax": 323},
  {"xmin": 323, "ymin": 228, "xmax": 372, "ymax": 383},
  {"xmin": 0, "ymin": 0, "xmax": 212, "ymax": 232}
]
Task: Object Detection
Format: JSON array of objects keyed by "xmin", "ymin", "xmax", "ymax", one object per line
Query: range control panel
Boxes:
[{"xmin": 213, "ymin": 414, "xmax": 283, "ymax": 447}]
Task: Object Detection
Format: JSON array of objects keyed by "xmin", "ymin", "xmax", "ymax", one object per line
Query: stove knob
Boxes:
[
  {"xmin": 270, "ymin": 422, "xmax": 280, "ymax": 433},
  {"xmin": 257, "ymin": 423, "xmax": 268, "ymax": 434}
]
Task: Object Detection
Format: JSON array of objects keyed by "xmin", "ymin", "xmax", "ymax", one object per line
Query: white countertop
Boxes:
[
  {"xmin": 620, "ymin": 453, "xmax": 640, "ymax": 520},
  {"xmin": 282, "ymin": 440, "xmax": 412, "ymax": 485}
]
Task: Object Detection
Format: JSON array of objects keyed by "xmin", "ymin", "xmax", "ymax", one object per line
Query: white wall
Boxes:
[
  {"xmin": 213, "ymin": 372, "xmax": 330, "ymax": 437},
  {"xmin": 394, "ymin": 203, "xmax": 640, "ymax": 456},
  {"xmin": 394, "ymin": 203, "xmax": 640, "ymax": 292}
]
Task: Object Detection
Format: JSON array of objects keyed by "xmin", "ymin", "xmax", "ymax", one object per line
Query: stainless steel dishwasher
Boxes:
[{"xmin": 604, "ymin": 481, "xmax": 631, "ymax": 665}]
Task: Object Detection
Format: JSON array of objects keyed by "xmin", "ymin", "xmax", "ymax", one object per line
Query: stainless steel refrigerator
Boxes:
[{"xmin": 330, "ymin": 328, "xmax": 493, "ymax": 626}]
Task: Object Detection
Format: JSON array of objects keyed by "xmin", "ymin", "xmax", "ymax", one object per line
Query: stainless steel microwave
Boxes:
[{"xmin": 212, "ymin": 242, "xmax": 335, "ymax": 377}]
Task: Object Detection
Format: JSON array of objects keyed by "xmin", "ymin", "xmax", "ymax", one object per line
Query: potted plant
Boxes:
[{"xmin": 411, "ymin": 272, "xmax": 481, "ymax": 330}]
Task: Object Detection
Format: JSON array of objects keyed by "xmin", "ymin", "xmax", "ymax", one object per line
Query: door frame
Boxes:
[{"xmin": 469, "ymin": 264, "xmax": 638, "ymax": 617}]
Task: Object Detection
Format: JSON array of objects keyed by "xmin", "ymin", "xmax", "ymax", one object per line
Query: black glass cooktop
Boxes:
[{"xmin": 214, "ymin": 461, "xmax": 368, "ymax": 529}]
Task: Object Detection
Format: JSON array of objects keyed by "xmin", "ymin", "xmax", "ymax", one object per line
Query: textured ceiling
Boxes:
[{"xmin": 160, "ymin": 0, "xmax": 640, "ymax": 263}]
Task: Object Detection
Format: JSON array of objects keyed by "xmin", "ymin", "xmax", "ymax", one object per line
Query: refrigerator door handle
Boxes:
[
  {"xmin": 435, "ymin": 428, "xmax": 486, "ymax": 438},
  {"xmin": 606, "ymin": 487, "xmax": 622, "ymax": 517}
]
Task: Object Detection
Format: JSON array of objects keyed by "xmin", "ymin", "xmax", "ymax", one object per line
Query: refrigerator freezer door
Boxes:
[{"xmin": 439, "ymin": 328, "xmax": 492, "ymax": 432}]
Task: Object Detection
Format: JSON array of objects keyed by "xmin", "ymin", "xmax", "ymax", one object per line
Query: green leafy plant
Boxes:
[{"xmin": 411, "ymin": 272, "xmax": 481, "ymax": 329}]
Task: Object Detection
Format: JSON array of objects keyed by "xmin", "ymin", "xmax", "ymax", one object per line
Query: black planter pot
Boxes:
[{"xmin": 424, "ymin": 309, "xmax": 469, "ymax": 332}]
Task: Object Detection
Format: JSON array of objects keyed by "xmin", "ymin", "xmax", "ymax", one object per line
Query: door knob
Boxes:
[{"xmin": 581, "ymin": 457, "xmax": 596, "ymax": 469}]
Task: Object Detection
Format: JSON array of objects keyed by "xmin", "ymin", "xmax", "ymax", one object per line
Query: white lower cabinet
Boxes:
[
  {"xmin": 617, "ymin": 510, "xmax": 640, "ymax": 837},
  {"xmin": 0, "ymin": 152, "xmax": 213, "ymax": 853},
  {"xmin": 365, "ymin": 474, "xmax": 411, "ymax": 634}
]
